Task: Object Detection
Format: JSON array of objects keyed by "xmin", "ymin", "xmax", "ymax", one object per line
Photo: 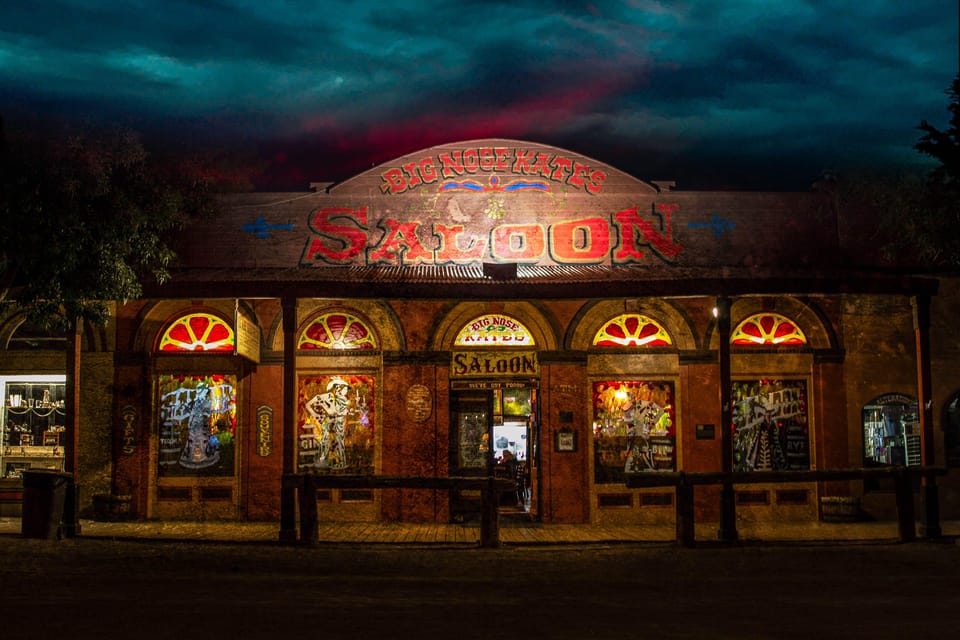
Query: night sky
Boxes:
[{"xmin": 1, "ymin": 1, "xmax": 956, "ymax": 191}]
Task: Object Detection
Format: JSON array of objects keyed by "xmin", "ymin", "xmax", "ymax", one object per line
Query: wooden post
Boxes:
[
  {"xmin": 279, "ymin": 297, "xmax": 299, "ymax": 543},
  {"xmin": 716, "ymin": 296, "xmax": 738, "ymax": 543},
  {"xmin": 912, "ymin": 295, "xmax": 942, "ymax": 538},
  {"xmin": 298, "ymin": 474, "xmax": 319, "ymax": 545},
  {"xmin": 675, "ymin": 471, "xmax": 695, "ymax": 547},
  {"xmin": 479, "ymin": 475, "xmax": 500, "ymax": 548},
  {"xmin": 62, "ymin": 317, "xmax": 82, "ymax": 538},
  {"xmin": 893, "ymin": 466, "xmax": 916, "ymax": 542}
]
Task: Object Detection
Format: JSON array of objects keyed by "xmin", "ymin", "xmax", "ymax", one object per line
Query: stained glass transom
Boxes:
[
  {"xmin": 158, "ymin": 313, "xmax": 235, "ymax": 352},
  {"xmin": 593, "ymin": 314, "xmax": 672, "ymax": 347},
  {"xmin": 454, "ymin": 314, "xmax": 535, "ymax": 346},
  {"xmin": 732, "ymin": 313, "xmax": 806, "ymax": 345},
  {"xmin": 299, "ymin": 313, "xmax": 378, "ymax": 350}
]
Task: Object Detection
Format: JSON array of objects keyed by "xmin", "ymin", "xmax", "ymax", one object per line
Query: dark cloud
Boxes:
[{"xmin": 0, "ymin": 0, "xmax": 955, "ymax": 191}]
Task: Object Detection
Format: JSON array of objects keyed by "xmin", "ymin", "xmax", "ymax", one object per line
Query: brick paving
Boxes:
[{"xmin": 1, "ymin": 515, "xmax": 958, "ymax": 545}]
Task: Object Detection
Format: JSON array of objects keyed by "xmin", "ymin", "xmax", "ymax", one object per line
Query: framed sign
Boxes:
[{"xmin": 555, "ymin": 430, "xmax": 577, "ymax": 452}]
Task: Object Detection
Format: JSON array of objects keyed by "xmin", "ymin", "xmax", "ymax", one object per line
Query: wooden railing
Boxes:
[
  {"xmin": 626, "ymin": 466, "xmax": 947, "ymax": 547},
  {"xmin": 283, "ymin": 474, "xmax": 516, "ymax": 548}
]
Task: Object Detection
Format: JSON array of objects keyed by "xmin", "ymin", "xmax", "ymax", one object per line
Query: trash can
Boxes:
[{"xmin": 21, "ymin": 470, "xmax": 72, "ymax": 539}]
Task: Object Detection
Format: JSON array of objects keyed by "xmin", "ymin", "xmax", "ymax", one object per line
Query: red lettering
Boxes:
[
  {"xmin": 367, "ymin": 219, "xmax": 435, "ymax": 265},
  {"xmin": 439, "ymin": 151, "xmax": 464, "ymax": 178},
  {"xmin": 402, "ymin": 162, "xmax": 422, "ymax": 189},
  {"xmin": 434, "ymin": 224, "xmax": 487, "ymax": 263},
  {"xmin": 568, "ymin": 162, "xmax": 590, "ymax": 189},
  {"xmin": 549, "ymin": 217, "xmax": 611, "ymax": 263},
  {"xmin": 463, "ymin": 148, "xmax": 479, "ymax": 172},
  {"xmin": 512, "ymin": 149, "xmax": 537, "ymax": 173},
  {"xmin": 612, "ymin": 204, "xmax": 683, "ymax": 263},
  {"xmin": 586, "ymin": 170, "xmax": 606, "ymax": 194},
  {"xmin": 302, "ymin": 207, "xmax": 369, "ymax": 264},
  {"xmin": 494, "ymin": 148, "xmax": 511, "ymax": 171},
  {"xmin": 491, "ymin": 224, "xmax": 545, "ymax": 262},
  {"xmin": 420, "ymin": 157, "xmax": 438, "ymax": 183},
  {"xmin": 379, "ymin": 168, "xmax": 407, "ymax": 194},
  {"xmin": 550, "ymin": 156, "xmax": 573, "ymax": 182},
  {"xmin": 479, "ymin": 148, "xmax": 495, "ymax": 171}
]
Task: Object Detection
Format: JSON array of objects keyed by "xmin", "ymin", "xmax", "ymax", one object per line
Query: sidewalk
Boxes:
[{"xmin": 2, "ymin": 516, "xmax": 958, "ymax": 545}]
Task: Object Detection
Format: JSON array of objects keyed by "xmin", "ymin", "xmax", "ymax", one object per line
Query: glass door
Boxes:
[{"xmin": 449, "ymin": 385, "xmax": 538, "ymax": 521}]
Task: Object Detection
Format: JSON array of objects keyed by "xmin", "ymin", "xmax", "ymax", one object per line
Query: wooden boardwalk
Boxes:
[{"xmin": 4, "ymin": 517, "xmax": 957, "ymax": 545}]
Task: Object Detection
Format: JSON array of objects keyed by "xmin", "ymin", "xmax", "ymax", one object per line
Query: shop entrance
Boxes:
[{"xmin": 449, "ymin": 382, "xmax": 538, "ymax": 522}]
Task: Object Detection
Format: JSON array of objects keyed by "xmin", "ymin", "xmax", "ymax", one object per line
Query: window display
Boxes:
[
  {"xmin": 593, "ymin": 381, "xmax": 676, "ymax": 483},
  {"xmin": 297, "ymin": 374, "xmax": 375, "ymax": 473},
  {"xmin": 862, "ymin": 394, "xmax": 920, "ymax": 466},
  {"xmin": 157, "ymin": 374, "xmax": 237, "ymax": 476},
  {"xmin": 0, "ymin": 376, "xmax": 66, "ymax": 478},
  {"xmin": 732, "ymin": 379, "xmax": 809, "ymax": 471}
]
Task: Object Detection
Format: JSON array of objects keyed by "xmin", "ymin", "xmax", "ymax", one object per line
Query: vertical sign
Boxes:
[
  {"xmin": 234, "ymin": 301, "xmax": 262, "ymax": 363},
  {"xmin": 256, "ymin": 405, "xmax": 273, "ymax": 457}
]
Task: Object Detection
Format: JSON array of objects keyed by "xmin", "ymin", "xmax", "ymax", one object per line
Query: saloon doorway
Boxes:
[{"xmin": 449, "ymin": 382, "xmax": 538, "ymax": 522}]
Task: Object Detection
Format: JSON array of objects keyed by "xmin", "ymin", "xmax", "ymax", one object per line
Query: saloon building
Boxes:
[{"xmin": 2, "ymin": 139, "xmax": 959, "ymax": 532}]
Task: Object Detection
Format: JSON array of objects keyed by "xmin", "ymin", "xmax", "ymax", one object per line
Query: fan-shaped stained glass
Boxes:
[
  {"xmin": 593, "ymin": 314, "xmax": 672, "ymax": 347},
  {"xmin": 158, "ymin": 313, "xmax": 235, "ymax": 352},
  {"xmin": 732, "ymin": 313, "xmax": 806, "ymax": 345},
  {"xmin": 454, "ymin": 314, "xmax": 535, "ymax": 346},
  {"xmin": 299, "ymin": 313, "xmax": 378, "ymax": 350}
]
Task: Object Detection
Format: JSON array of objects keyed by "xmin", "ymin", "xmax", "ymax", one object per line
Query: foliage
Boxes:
[
  {"xmin": 815, "ymin": 75, "xmax": 960, "ymax": 269},
  {"xmin": 906, "ymin": 74, "xmax": 960, "ymax": 267},
  {"xmin": 0, "ymin": 120, "xmax": 220, "ymax": 329}
]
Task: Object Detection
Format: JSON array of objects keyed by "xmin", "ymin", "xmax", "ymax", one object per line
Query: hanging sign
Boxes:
[{"xmin": 234, "ymin": 302, "xmax": 261, "ymax": 363}]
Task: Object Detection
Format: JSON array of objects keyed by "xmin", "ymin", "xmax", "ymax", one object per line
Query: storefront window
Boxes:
[
  {"xmin": 863, "ymin": 394, "xmax": 920, "ymax": 466},
  {"xmin": 732, "ymin": 379, "xmax": 809, "ymax": 471},
  {"xmin": 299, "ymin": 312, "xmax": 378, "ymax": 350},
  {"xmin": 298, "ymin": 374, "xmax": 375, "ymax": 473},
  {"xmin": 592, "ymin": 314, "xmax": 672, "ymax": 346},
  {"xmin": 0, "ymin": 376, "xmax": 66, "ymax": 478},
  {"xmin": 732, "ymin": 313, "xmax": 806, "ymax": 345},
  {"xmin": 157, "ymin": 374, "xmax": 237, "ymax": 476},
  {"xmin": 592, "ymin": 381, "xmax": 676, "ymax": 483}
]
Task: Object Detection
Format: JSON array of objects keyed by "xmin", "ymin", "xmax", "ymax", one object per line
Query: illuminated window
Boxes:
[
  {"xmin": 732, "ymin": 313, "xmax": 806, "ymax": 345},
  {"xmin": 158, "ymin": 313, "xmax": 235, "ymax": 352},
  {"xmin": 299, "ymin": 312, "xmax": 377, "ymax": 350},
  {"xmin": 157, "ymin": 374, "xmax": 237, "ymax": 477},
  {"xmin": 732, "ymin": 379, "xmax": 809, "ymax": 471},
  {"xmin": 593, "ymin": 314, "xmax": 672, "ymax": 347},
  {"xmin": 592, "ymin": 381, "xmax": 676, "ymax": 483},
  {"xmin": 455, "ymin": 314, "xmax": 535, "ymax": 346}
]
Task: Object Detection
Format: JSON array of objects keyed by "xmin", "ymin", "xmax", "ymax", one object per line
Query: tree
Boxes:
[
  {"xmin": 0, "ymin": 119, "xmax": 222, "ymax": 520},
  {"xmin": 0, "ymin": 119, "xmax": 220, "ymax": 329},
  {"xmin": 902, "ymin": 74, "xmax": 960, "ymax": 267}
]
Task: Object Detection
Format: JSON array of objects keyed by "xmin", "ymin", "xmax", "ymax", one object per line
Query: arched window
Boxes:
[
  {"xmin": 299, "ymin": 312, "xmax": 378, "ymax": 350},
  {"xmin": 158, "ymin": 313, "xmax": 235, "ymax": 352},
  {"xmin": 454, "ymin": 314, "xmax": 535, "ymax": 346},
  {"xmin": 593, "ymin": 314, "xmax": 672, "ymax": 347},
  {"xmin": 732, "ymin": 313, "xmax": 806, "ymax": 345}
]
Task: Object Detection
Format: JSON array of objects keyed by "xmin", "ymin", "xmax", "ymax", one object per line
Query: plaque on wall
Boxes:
[
  {"xmin": 406, "ymin": 384, "xmax": 432, "ymax": 422},
  {"xmin": 555, "ymin": 429, "xmax": 577, "ymax": 452}
]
